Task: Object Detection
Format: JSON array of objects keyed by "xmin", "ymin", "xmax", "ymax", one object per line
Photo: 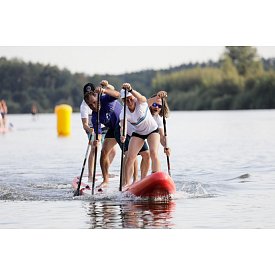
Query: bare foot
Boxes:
[
  {"xmin": 96, "ymin": 182, "xmax": 109, "ymax": 189},
  {"xmin": 122, "ymin": 184, "xmax": 130, "ymax": 192},
  {"xmin": 88, "ymin": 176, "xmax": 98, "ymax": 182},
  {"xmin": 96, "ymin": 182, "xmax": 109, "ymax": 193}
]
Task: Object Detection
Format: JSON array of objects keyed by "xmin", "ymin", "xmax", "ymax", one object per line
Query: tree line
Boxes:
[{"xmin": 1, "ymin": 46, "xmax": 275, "ymax": 113}]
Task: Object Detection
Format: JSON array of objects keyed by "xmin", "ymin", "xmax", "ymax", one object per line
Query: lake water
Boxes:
[{"xmin": 1, "ymin": 110, "xmax": 275, "ymax": 229}]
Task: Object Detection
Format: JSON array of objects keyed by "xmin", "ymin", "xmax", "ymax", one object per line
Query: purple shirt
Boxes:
[{"xmin": 91, "ymin": 94, "xmax": 122, "ymax": 134}]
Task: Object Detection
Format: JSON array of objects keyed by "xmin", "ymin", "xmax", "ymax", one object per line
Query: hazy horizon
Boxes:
[{"xmin": 1, "ymin": 46, "xmax": 275, "ymax": 76}]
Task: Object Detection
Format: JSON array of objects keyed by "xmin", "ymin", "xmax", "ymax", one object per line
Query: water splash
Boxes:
[{"xmin": 178, "ymin": 179, "xmax": 214, "ymax": 199}]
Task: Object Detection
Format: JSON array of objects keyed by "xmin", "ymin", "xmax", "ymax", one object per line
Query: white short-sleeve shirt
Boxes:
[
  {"xmin": 80, "ymin": 100, "xmax": 93, "ymax": 127},
  {"xmin": 153, "ymin": 114, "xmax": 164, "ymax": 129},
  {"xmin": 120, "ymin": 99, "xmax": 158, "ymax": 135}
]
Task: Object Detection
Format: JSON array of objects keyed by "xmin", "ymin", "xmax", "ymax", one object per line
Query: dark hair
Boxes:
[
  {"xmin": 150, "ymin": 93, "xmax": 170, "ymax": 118},
  {"xmin": 83, "ymin": 83, "xmax": 95, "ymax": 95},
  {"xmin": 84, "ymin": 92, "xmax": 93, "ymax": 105}
]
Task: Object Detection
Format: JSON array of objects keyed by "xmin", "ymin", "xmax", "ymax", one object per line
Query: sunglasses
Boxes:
[{"xmin": 152, "ymin": 102, "xmax": 162, "ymax": 108}]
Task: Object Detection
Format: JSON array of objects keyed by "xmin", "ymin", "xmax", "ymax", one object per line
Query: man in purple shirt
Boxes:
[{"xmin": 84, "ymin": 83, "xmax": 122, "ymax": 188}]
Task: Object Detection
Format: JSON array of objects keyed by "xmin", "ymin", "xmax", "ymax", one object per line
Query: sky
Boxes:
[
  {"xmin": 1, "ymin": 46, "xmax": 275, "ymax": 76},
  {"xmin": 2, "ymin": 2, "xmax": 275, "ymax": 76}
]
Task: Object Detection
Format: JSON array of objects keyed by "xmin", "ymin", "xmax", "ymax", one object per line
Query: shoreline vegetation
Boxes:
[{"xmin": 1, "ymin": 46, "xmax": 275, "ymax": 114}]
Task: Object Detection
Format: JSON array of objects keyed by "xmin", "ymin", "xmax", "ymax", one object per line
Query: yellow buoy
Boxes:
[{"xmin": 55, "ymin": 104, "xmax": 72, "ymax": 136}]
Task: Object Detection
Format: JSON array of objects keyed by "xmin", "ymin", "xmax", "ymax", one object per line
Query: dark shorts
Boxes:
[
  {"xmin": 104, "ymin": 127, "xmax": 115, "ymax": 139},
  {"xmin": 132, "ymin": 128, "xmax": 159, "ymax": 140},
  {"xmin": 114, "ymin": 124, "xmax": 148, "ymax": 153}
]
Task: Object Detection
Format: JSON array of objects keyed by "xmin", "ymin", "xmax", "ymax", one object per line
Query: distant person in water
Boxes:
[
  {"xmin": 0, "ymin": 100, "xmax": 3, "ymax": 130},
  {"xmin": 31, "ymin": 103, "xmax": 38, "ymax": 116},
  {"xmin": 147, "ymin": 91, "xmax": 171, "ymax": 157},
  {"xmin": 0, "ymin": 99, "xmax": 8, "ymax": 132}
]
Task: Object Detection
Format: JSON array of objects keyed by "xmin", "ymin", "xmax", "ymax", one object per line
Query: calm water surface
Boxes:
[{"xmin": 1, "ymin": 110, "xmax": 275, "ymax": 228}]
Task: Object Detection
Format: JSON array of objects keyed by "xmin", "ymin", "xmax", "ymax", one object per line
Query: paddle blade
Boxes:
[
  {"xmin": 73, "ymin": 189, "xmax": 80, "ymax": 197},
  {"xmin": 73, "ymin": 180, "xmax": 81, "ymax": 196}
]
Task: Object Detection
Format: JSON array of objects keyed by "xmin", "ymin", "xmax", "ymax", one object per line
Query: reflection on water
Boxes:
[{"xmin": 87, "ymin": 201, "xmax": 176, "ymax": 229}]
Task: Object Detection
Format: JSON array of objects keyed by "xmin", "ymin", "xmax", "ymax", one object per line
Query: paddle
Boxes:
[
  {"xmin": 162, "ymin": 97, "xmax": 171, "ymax": 176},
  {"xmin": 91, "ymin": 92, "xmax": 101, "ymax": 195},
  {"xmin": 74, "ymin": 130, "xmax": 93, "ymax": 197},
  {"xmin": 119, "ymin": 88, "xmax": 127, "ymax": 191}
]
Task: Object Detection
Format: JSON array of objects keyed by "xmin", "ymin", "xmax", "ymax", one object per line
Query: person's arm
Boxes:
[
  {"xmin": 81, "ymin": 118, "xmax": 93, "ymax": 134},
  {"xmin": 91, "ymin": 112, "xmax": 103, "ymax": 135},
  {"xmin": 158, "ymin": 128, "xmax": 166, "ymax": 147},
  {"xmin": 119, "ymin": 108, "xmax": 127, "ymax": 143},
  {"xmin": 119, "ymin": 119, "xmax": 127, "ymax": 143},
  {"xmin": 94, "ymin": 86, "xmax": 120, "ymax": 99},
  {"xmin": 122, "ymin": 83, "xmax": 147, "ymax": 103},
  {"xmin": 93, "ymin": 134, "xmax": 102, "ymax": 147},
  {"xmin": 148, "ymin": 91, "xmax": 167, "ymax": 106},
  {"xmin": 80, "ymin": 102, "xmax": 93, "ymax": 134},
  {"xmin": 91, "ymin": 113, "xmax": 103, "ymax": 147},
  {"xmin": 159, "ymin": 125, "xmax": 171, "ymax": 157}
]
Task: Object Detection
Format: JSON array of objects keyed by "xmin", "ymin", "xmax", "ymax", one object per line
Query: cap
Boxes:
[
  {"xmin": 83, "ymin": 83, "xmax": 95, "ymax": 95},
  {"xmin": 120, "ymin": 89, "xmax": 133, "ymax": 99}
]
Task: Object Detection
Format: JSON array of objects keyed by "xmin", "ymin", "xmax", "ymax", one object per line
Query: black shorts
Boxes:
[
  {"xmin": 132, "ymin": 128, "xmax": 159, "ymax": 140},
  {"xmin": 114, "ymin": 124, "xmax": 148, "ymax": 153},
  {"xmin": 104, "ymin": 127, "xmax": 115, "ymax": 139}
]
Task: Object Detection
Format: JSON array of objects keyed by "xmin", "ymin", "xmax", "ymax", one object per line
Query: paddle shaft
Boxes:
[
  {"xmin": 74, "ymin": 130, "xmax": 93, "ymax": 196},
  {"xmin": 91, "ymin": 93, "xmax": 101, "ymax": 195},
  {"xmin": 162, "ymin": 98, "xmax": 171, "ymax": 176},
  {"xmin": 119, "ymin": 89, "xmax": 127, "ymax": 191}
]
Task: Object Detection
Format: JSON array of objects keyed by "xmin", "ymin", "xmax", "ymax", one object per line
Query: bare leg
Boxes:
[
  {"xmin": 108, "ymin": 146, "xmax": 116, "ymax": 164},
  {"xmin": 98, "ymin": 138, "xmax": 117, "ymax": 187},
  {"xmin": 147, "ymin": 133, "xmax": 161, "ymax": 173},
  {"xmin": 108, "ymin": 146, "xmax": 117, "ymax": 178},
  {"xmin": 123, "ymin": 151, "xmax": 138, "ymax": 184},
  {"xmin": 133, "ymin": 158, "xmax": 139, "ymax": 182},
  {"xmin": 124, "ymin": 137, "xmax": 144, "ymax": 189},
  {"xmin": 139, "ymin": 150, "xmax": 150, "ymax": 179}
]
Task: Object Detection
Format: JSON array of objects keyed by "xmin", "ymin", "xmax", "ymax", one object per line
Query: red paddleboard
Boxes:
[
  {"xmin": 125, "ymin": 171, "xmax": 176, "ymax": 198},
  {"xmin": 73, "ymin": 171, "xmax": 175, "ymax": 198},
  {"xmin": 72, "ymin": 176, "xmax": 91, "ymax": 196}
]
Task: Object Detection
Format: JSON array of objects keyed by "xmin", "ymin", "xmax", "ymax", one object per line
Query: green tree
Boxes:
[{"xmin": 224, "ymin": 46, "xmax": 263, "ymax": 76}]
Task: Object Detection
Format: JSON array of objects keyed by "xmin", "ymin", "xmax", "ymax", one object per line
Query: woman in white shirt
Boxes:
[
  {"xmin": 147, "ymin": 90, "xmax": 171, "ymax": 156},
  {"xmin": 120, "ymin": 83, "xmax": 161, "ymax": 189}
]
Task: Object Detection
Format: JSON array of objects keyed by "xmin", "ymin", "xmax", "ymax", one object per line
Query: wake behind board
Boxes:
[{"xmin": 73, "ymin": 171, "xmax": 176, "ymax": 198}]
